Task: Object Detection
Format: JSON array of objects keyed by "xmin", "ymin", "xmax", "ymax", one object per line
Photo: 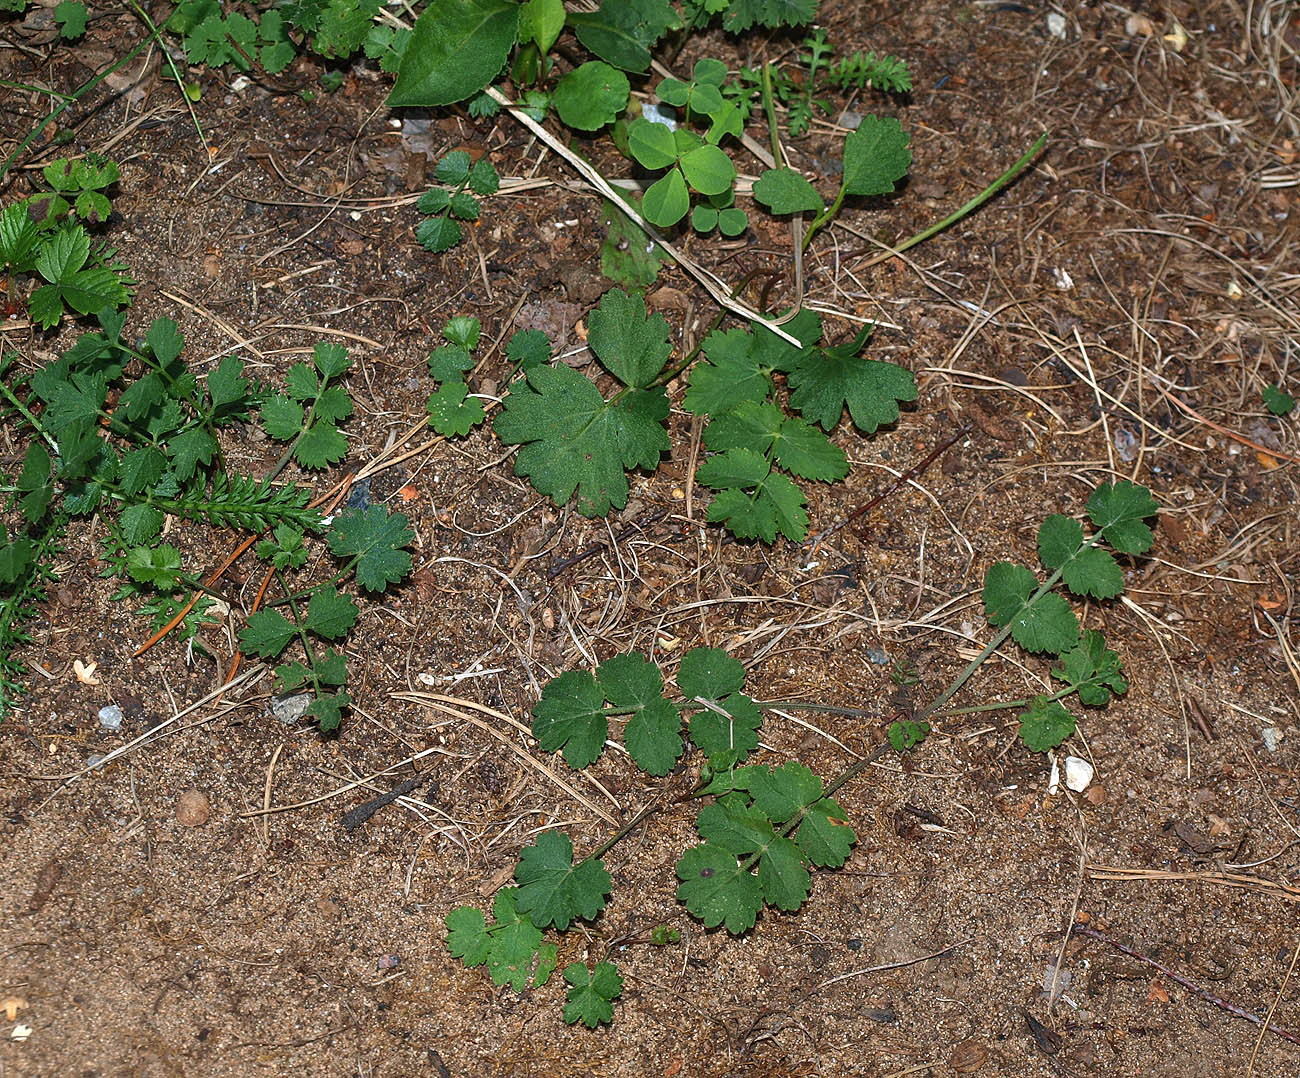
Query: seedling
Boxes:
[
  {"xmin": 416, "ymin": 151, "xmax": 500, "ymax": 255},
  {"xmin": 1263, "ymin": 384, "xmax": 1295, "ymax": 416},
  {"xmin": 427, "ymin": 316, "xmax": 488, "ymax": 436}
]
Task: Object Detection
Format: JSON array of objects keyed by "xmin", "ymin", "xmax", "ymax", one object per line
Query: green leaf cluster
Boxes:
[
  {"xmin": 38, "ymin": 155, "xmax": 118, "ymax": 223},
  {"xmin": 684, "ymin": 310, "xmax": 915, "ymax": 542},
  {"xmin": 1263, "ymin": 384, "xmax": 1296, "ymax": 416},
  {"xmin": 427, "ymin": 316, "xmax": 488, "ymax": 436},
  {"xmin": 417, "ymin": 151, "xmax": 500, "ymax": 255},
  {"xmin": 495, "ymin": 288, "xmax": 671, "ymax": 516},
  {"xmin": 446, "ymin": 888, "xmax": 559, "ymax": 992},
  {"xmin": 261, "ymin": 341, "xmax": 354, "ymax": 469},
  {"xmin": 980, "ymin": 481, "xmax": 1157, "ymax": 751},
  {"xmin": 676, "ymin": 761, "xmax": 856, "ymax": 934}
]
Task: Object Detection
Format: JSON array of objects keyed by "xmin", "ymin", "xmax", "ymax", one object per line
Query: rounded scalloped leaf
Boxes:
[
  {"xmin": 678, "ymin": 647, "xmax": 746, "ymax": 698},
  {"xmin": 553, "ymin": 61, "xmax": 630, "ymax": 131}
]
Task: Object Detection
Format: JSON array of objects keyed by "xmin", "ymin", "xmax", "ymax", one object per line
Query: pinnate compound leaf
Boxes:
[
  {"xmin": 1019, "ymin": 695, "xmax": 1076, "ymax": 752},
  {"xmin": 494, "ymin": 364, "xmax": 669, "ymax": 517},
  {"xmin": 563, "ymin": 961, "xmax": 623, "ymax": 1028},
  {"xmin": 553, "ymin": 61, "xmax": 630, "ymax": 131},
  {"xmin": 1053, "ymin": 629, "xmax": 1127, "ymax": 707},
  {"xmin": 1087, "ymin": 480, "xmax": 1158, "ymax": 555},
  {"xmin": 841, "ymin": 115, "xmax": 911, "ymax": 197},
  {"xmin": 388, "ymin": 0, "xmax": 519, "ymax": 107},
  {"xmin": 723, "ymin": 0, "xmax": 816, "ymax": 32},
  {"xmin": 752, "ymin": 168, "xmax": 823, "ymax": 214},
  {"xmin": 675, "ymin": 843, "xmax": 762, "ymax": 934},
  {"xmin": 587, "ymin": 288, "xmax": 672, "ymax": 388},
  {"xmin": 514, "ymin": 830, "xmax": 612, "ymax": 930},
  {"xmin": 533, "ymin": 669, "xmax": 609, "ymax": 769},
  {"xmin": 327, "ymin": 506, "xmax": 414, "ymax": 592}
]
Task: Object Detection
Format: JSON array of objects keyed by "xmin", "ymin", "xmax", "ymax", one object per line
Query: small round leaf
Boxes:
[
  {"xmin": 679, "ymin": 143, "xmax": 734, "ymax": 196},
  {"xmin": 554, "ymin": 61, "xmax": 630, "ymax": 131}
]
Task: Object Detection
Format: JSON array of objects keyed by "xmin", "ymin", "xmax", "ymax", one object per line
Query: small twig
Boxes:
[
  {"xmin": 547, "ymin": 508, "xmax": 669, "ymax": 578},
  {"xmin": 341, "ymin": 771, "xmax": 427, "ymax": 833},
  {"xmin": 807, "ymin": 423, "xmax": 970, "ymax": 550},
  {"xmin": 1074, "ymin": 925, "xmax": 1300, "ymax": 1046},
  {"xmin": 815, "ymin": 935, "xmax": 974, "ymax": 991}
]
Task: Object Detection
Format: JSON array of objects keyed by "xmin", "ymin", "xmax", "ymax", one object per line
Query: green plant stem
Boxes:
[
  {"xmin": 264, "ymin": 558, "xmax": 359, "ymax": 609},
  {"xmin": 0, "ymin": 79, "xmax": 77, "ymax": 101},
  {"xmin": 865, "ymin": 132, "xmax": 1048, "ymax": 265},
  {"xmin": 754, "ymin": 699, "xmax": 881, "ymax": 719},
  {"xmin": 760, "ymin": 63, "xmax": 783, "ymax": 168},
  {"xmin": 933, "ymin": 686, "xmax": 1073, "ymax": 721},
  {"xmin": 586, "ymin": 780, "xmax": 680, "ymax": 863},
  {"xmin": 802, "ymin": 184, "xmax": 846, "ymax": 252},
  {"xmin": 276, "ymin": 568, "xmax": 324, "ymax": 700},
  {"xmin": 0, "ymin": 380, "xmax": 58, "ymax": 452},
  {"xmin": 1, "ymin": 36, "xmax": 157, "ymax": 183}
]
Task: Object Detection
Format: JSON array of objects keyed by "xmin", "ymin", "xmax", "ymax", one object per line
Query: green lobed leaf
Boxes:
[
  {"xmin": 305, "ymin": 585, "xmax": 358, "ymax": 639},
  {"xmin": 417, "ymin": 216, "xmax": 463, "ymax": 253},
  {"xmin": 784, "ymin": 326, "xmax": 917, "ymax": 433},
  {"xmin": 428, "ymin": 380, "xmax": 487, "ymax": 436},
  {"xmin": 569, "ymin": 0, "xmax": 678, "ymax": 73},
  {"xmin": 1053, "ymin": 629, "xmax": 1127, "ymax": 707},
  {"xmin": 388, "ymin": 0, "xmax": 519, "ymax": 107},
  {"xmin": 506, "ymin": 329, "xmax": 551, "ymax": 370},
  {"xmin": 696, "ymin": 446, "xmax": 770, "ymax": 489},
  {"xmin": 752, "ymin": 168, "xmax": 823, "ymax": 214},
  {"xmin": 1019, "ymin": 696, "xmax": 1076, "ymax": 752},
  {"xmin": 723, "ymin": 0, "xmax": 817, "ymax": 32},
  {"xmin": 241, "ymin": 608, "xmax": 298, "ymax": 658},
  {"xmin": 983, "ymin": 561, "xmax": 1080, "ymax": 654},
  {"xmin": 587, "ymin": 288, "xmax": 672, "ymax": 389},
  {"xmin": 513, "ymin": 830, "xmax": 612, "ymax": 930},
  {"xmin": 1086, "ymin": 480, "xmax": 1157, "ymax": 555},
  {"xmin": 446, "ymin": 906, "xmax": 492, "ymax": 966},
  {"xmin": 532, "ymin": 668, "xmax": 609, "ymax": 769},
  {"xmin": 294, "ymin": 421, "xmax": 348, "ymax": 469},
  {"xmin": 327, "ymin": 505, "xmax": 414, "ymax": 592},
  {"xmin": 797, "ymin": 798, "xmax": 856, "ymax": 868},
  {"xmin": 1263, "ymin": 384, "xmax": 1296, "ymax": 416},
  {"xmin": 598, "ymin": 653, "xmax": 682, "ymax": 775},
  {"xmin": 675, "ymin": 843, "xmax": 762, "ymax": 934},
  {"xmin": 563, "ymin": 961, "xmax": 623, "ymax": 1028}
]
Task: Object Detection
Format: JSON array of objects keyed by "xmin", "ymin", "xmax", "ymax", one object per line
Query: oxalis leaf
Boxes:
[{"xmin": 513, "ymin": 830, "xmax": 612, "ymax": 930}]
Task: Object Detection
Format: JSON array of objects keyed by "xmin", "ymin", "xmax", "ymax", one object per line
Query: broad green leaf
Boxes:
[
  {"xmin": 569, "ymin": 0, "xmax": 678, "ymax": 73},
  {"xmin": 120, "ymin": 503, "xmax": 162, "ymax": 545},
  {"xmin": 513, "ymin": 830, "xmax": 612, "ymax": 930},
  {"xmin": 983, "ymin": 562, "xmax": 1079, "ymax": 654},
  {"xmin": 240, "ymin": 608, "xmax": 298, "ymax": 658},
  {"xmin": 494, "ymin": 364, "xmax": 669, "ymax": 517},
  {"xmin": 1037, "ymin": 515, "xmax": 1083, "ymax": 570},
  {"xmin": 1019, "ymin": 696, "xmax": 1076, "ymax": 752},
  {"xmin": 598, "ymin": 653, "xmax": 682, "ymax": 775},
  {"xmin": 757, "ymin": 833, "xmax": 810, "ymax": 911},
  {"xmin": 327, "ymin": 506, "xmax": 414, "ymax": 592},
  {"xmin": 1087, "ymin": 480, "xmax": 1158, "ymax": 555},
  {"xmin": 294, "ymin": 421, "xmax": 348, "ymax": 469},
  {"xmin": 587, "ymin": 288, "xmax": 671, "ymax": 389},
  {"xmin": 428, "ymin": 380, "xmax": 486, "ymax": 435},
  {"xmin": 743, "ymin": 761, "xmax": 823, "ymax": 823},
  {"xmin": 1053, "ymin": 629, "xmax": 1127, "ymax": 707},
  {"xmin": 16, "ymin": 443, "xmax": 52, "ymax": 523},
  {"xmin": 553, "ymin": 61, "xmax": 630, "ymax": 131},
  {"xmin": 260, "ymin": 394, "xmax": 303, "ymax": 440},
  {"xmin": 417, "ymin": 216, "xmax": 463, "ymax": 253},
  {"xmin": 206, "ymin": 356, "xmax": 250, "ymax": 413},
  {"xmin": 34, "ymin": 225, "xmax": 89, "ymax": 283},
  {"xmin": 679, "ymin": 144, "xmax": 734, "ymax": 195},
  {"xmin": 428, "ymin": 343, "xmax": 473, "ymax": 382},
  {"xmin": 563, "ymin": 961, "xmax": 623, "ymax": 1028},
  {"xmin": 520, "ymin": 0, "xmax": 564, "ymax": 52},
  {"xmin": 678, "ymin": 647, "xmax": 745, "ymax": 697},
  {"xmin": 687, "ymin": 692, "xmax": 762, "ymax": 760},
  {"xmin": 696, "ymin": 446, "xmax": 770, "ymax": 490},
  {"xmin": 627, "ymin": 117, "xmax": 677, "ymax": 169},
  {"xmin": 307, "ymin": 692, "xmax": 349, "ymax": 733},
  {"xmin": 718, "ymin": 207, "xmax": 747, "ymax": 235},
  {"xmin": 797, "ymin": 798, "xmax": 856, "ymax": 868},
  {"xmin": 697, "ymin": 793, "xmax": 773, "ymax": 854},
  {"xmin": 1263, "ymin": 384, "xmax": 1296, "ymax": 415},
  {"xmin": 1062, "ymin": 546, "xmax": 1123, "ymax": 600},
  {"xmin": 305, "ymin": 585, "xmax": 358, "ymax": 639},
  {"xmin": 120, "ymin": 446, "xmax": 165, "ymax": 495},
  {"xmin": 682, "ymin": 329, "xmax": 773, "ymax": 416},
  {"xmin": 675, "ymin": 843, "xmax": 762, "ymax": 934},
  {"xmin": 642, "ymin": 168, "xmax": 690, "ymax": 227},
  {"xmin": 388, "ymin": 0, "xmax": 519, "ymax": 107},
  {"xmin": 506, "ymin": 329, "xmax": 551, "ymax": 370},
  {"xmin": 785, "ymin": 326, "xmax": 917, "ymax": 432},
  {"xmin": 448, "ymin": 192, "xmax": 480, "ymax": 220},
  {"xmin": 532, "ymin": 669, "xmax": 609, "ymax": 769},
  {"xmin": 841, "ymin": 115, "xmax": 911, "ymax": 197},
  {"xmin": 445, "ymin": 906, "xmax": 491, "ymax": 966},
  {"xmin": 752, "ymin": 168, "xmax": 823, "ymax": 214}
]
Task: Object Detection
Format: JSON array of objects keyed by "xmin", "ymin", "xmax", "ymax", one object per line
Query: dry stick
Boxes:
[
  {"xmin": 484, "ymin": 87, "xmax": 804, "ymax": 347},
  {"xmin": 547, "ymin": 507, "xmax": 670, "ymax": 578},
  {"xmin": 1073, "ymin": 925, "xmax": 1300, "ymax": 1047},
  {"xmin": 1157, "ymin": 385, "xmax": 1300, "ymax": 466},
  {"xmin": 1248, "ymin": 940, "xmax": 1300, "ymax": 1075},
  {"xmin": 806, "ymin": 423, "xmax": 971, "ymax": 551}
]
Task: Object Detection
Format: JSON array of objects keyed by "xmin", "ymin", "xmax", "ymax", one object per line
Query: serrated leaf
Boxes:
[
  {"xmin": 841, "ymin": 115, "xmax": 911, "ymax": 197},
  {"xmin": 598, "ymin": 653, "xmax": 682, "ymax": 774},
  {"xmin": 696, "ymin": 446, "xmax": 770, "ymax": 489},
  {"xmin": 260, "ymin": 394, "xmax": 303, "ymax": 440},
  {"xmin": 305, "ymin": 585, "xmax": 358, "ymax": 639},
  {"xmin": 449, "ymin": 191, "xmax": 480, "ymax": 220},
  {"xmin": 563, "ymin": 961, "xmax": 622, "ymax": 1028},
  {"xmin": 723, "ymin": 0, "xmax": 816, "ymax": 32},
  {"xmin": 206, "ymin": 356, "xmax": 250, "ymax": 414},
  {"xmin": 506, "ymin": 329, "xmax": 551, "ymax": 370},
  {"xmin": 983, "ymin": 561, "xmax": 1081, "ymax": 654},
  {"xmin": 417, "ymin": 216, "xmax": 463, "ymax": 253},
  {"xmin": 418, "ymin": 188, "xmax": 452, "ymax": 215},
  {"xmin": 532, "ymin": 669, "xmax": 609, "ymax": 769},
  {"xmin": 168, "ymin": 428, "xmax": 218, "ymax": 481},
  {"xmin": 682, "ymin": 329, "xmax": 773, "ymax": 416},
  {"xmin": 327, "ymin": 505, "xmax": 414, "ymax": 592},
  {"xmin": 1087, "ymin": 480, "xmax": 1158, "ymax": 555},
  {"xmin": 675, "ymin": 843, "xmax": 762, "ymax": 934},
  {"xmin": 17, "ymin": 443, "xmax": 52, "ymax": 523},
  {"xmin": 1019, "ymin": 696, "xmax": 1076, "ymax": 752},
  {"xmin": 476, "ymin": 888, "xmax": 553, "ymax": 991},
  {"xmin": 428, "ymin": 344, "xmax": 474, "ymax": 382},
  {"xmin": 514, "ymin": 830, "xmax": 612, "ymax": 930},
  {"xmin": 757, "ymin": 833, "xmax": 811, "ymax": 911},
  {"xmin": 786, "ymin": 328, "xmax": 917, "ymax": 432},
  {"xmin": 295, "ymin": 422, "xmax": 348, "ymax": 469},
  {"xmin": 285, "ymin": 362, "xmax": 319, "ymax": 401},
  {"xmin": 121, "ymin": 503, "xmax": 163, "ymax": 545},
  {"xmin": 688, "ymin": 692, "xmax": 762, "ymax": 761},
  {"xmin": 797, "ymin": 799, "xmax": 856, "ymax": 868},
  {"xmin": 752, "ymin": 168, "xmax": 823, "ymax": 214},
  {"xmin": 1037, "ymin": 515, "xmax": 1083, "ymax": 570},
  {"xmin": 125, "ymin": 544, "xmax": 181, "ymax": 587},
  {"xmin": 307, "ymin": 692, "xmax": 349, "ymax": 733},
  {"xmin": 388, "ymin": 0, "xmax": 519, "ymax": 107},
  {"xmin": 743, "ymin": 761, "xmax": 823, "ymax": 824},
  {"xmin": 446, "ymin": 906, "xmax": 492, "ymax": 966},
  {"xmin": 119, "ymin": 446, "xmax": 166, "ymax": 495},
  {"xmin": 313, "ymin": 340, "xmax": 350, "ymax": 379},
  {"xmin": 143, "ymin": 317, "xmax": 184, "ymax": 365},
  {"xmin": 494, "ymin": 364, "xmax": 669, "ymax": 517},
  {"xmin": 697, "ymin": 793, "xmax": 773, "ymax": 854},
  {"xmin": 771, "ymin": 414, "xmax": 847, "ymax": 481},
  {"xmin": 241, "ymin": 608, "xmax": 298, "ymax": 658},
  {"xmin": 428, "ymin": 380, "xmax": 486, "ymax": 436},
  {"xmin": 678, "ymin": 647, "xmax": 745, "ymax": 697},
  {"xmin": 1062, "ymin": 546, "xmax": 1123, "ymax": 600},
  {"xmin": 587, "ymin": 288, "xmax": 672, "ymax": 389},
  {"xmin": 1053, "ymin": 629, "xmax": 1127, "ymax": 707}
]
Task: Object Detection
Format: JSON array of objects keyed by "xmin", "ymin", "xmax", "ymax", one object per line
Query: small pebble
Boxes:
[
  {"xmin": 270, "ymin": 693, "xmax": 313, "ymax": 725},
  {"xmin": 838, "ymin": 110, "xmax": 863, "ymax": 130},
  {"xmin": 97, "ymin": 704, "xmax": 124, "ymax": 731},
  {"xmin": 176, "ymin": 789, "xmax": 211, "ymax": 827},
  {"xmin": 377, "ymin": 954, "xmax": 400, "ymax": 971},
  {"xmin": 865, "ymin": 649, "xmax": 889, "ymax": 665}
]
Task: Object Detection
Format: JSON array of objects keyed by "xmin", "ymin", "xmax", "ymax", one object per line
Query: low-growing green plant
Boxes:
[
  {"xmin": 0, "ymin": 310, "xmax": 415, "ymax": 729},
  {"xmin": 899, "ymin": 479, "xmax": 1159, "ymax": 754},
  {"xmin": 416, "ymin": 151, "xmax": 500, "ymax": 255},
  {"xmin": 1262, "ymin": 383, "xmax": 1295, "ymax": 416},
  {"xmin": 446, "ymin": 645, "xmax": 856, "ymax": 1026}
]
